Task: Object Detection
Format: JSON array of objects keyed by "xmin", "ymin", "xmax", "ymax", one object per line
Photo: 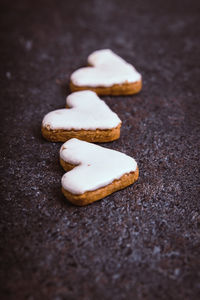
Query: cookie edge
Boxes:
[
  {"xmin": 41, "ymin": 123, "xmax": 121, "ymax": 142},
  {"xmin": 60, "ymin": 158, "xmax": 139, "ymax": 206},
  {"xmin": 70, "ymin": 79, "xmax": 142, "ymax": 96}
]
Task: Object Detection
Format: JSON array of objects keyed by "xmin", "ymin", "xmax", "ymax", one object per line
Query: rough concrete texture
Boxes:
[{"xmin": 0, "ymin": 0, "xmax": 200, "ymax": 299}]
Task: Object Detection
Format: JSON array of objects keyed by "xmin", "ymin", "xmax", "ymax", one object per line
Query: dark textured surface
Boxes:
[{"xmin": 0, "ymin": 0, "xmax": 200, "ymax": 299}]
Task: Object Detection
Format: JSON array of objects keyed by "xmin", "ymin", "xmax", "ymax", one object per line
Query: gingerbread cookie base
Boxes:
[
  {"xmin": 41, "ymin": 123, "xmax": 121, "ymax": 142},
  {"xmin": 70, "ymin": 79, "xmax": 142, "ymax": 96},
  {"xmin": 60, "ymin": 158, "xmax": 139, "ymax": 206}
]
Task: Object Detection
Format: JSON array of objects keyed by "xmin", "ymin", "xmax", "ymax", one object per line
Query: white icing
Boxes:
[
  {"xmin": 70, "ymin": 49, "xmax": 141, "ymax": 87},
  {"xmin": 42, "ymin": 90, "xmax": 121, "ymax": 130},
  {"xmin": 60, "ymin": 138, "xmax": 137, "ymax": 195}
]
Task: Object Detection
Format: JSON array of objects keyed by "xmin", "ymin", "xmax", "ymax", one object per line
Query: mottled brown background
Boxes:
[{"xmin": 0, "ymin": 0, "xmax": 200, "ymax": 299}]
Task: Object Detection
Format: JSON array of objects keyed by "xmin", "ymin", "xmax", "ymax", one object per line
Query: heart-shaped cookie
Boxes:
[
  {"xmin": 70, "ymin": 49, "xmax": 142, "ymax": 95},
  {"xmin": 60, "ymin": 138, "xmax": 139, "ymax": 206},
  {"xmin": 42, "ymin": 90, "xmax": 121, "ymax": 142}
]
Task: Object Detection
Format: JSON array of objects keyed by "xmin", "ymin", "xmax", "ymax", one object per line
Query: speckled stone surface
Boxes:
[{"xmin": 0, "ymin": 0, "xmax": 200, "ymax": 299}]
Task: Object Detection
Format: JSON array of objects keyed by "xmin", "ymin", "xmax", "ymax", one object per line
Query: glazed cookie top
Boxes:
[
  {"xmin": 42, "ymin": 90, "xmax": 121, "ymax": 130},
  {"xmin": 70, "ymin": 49, "xmax": 141, "ymax": 87},
  {"xmin": 60, "ymin": 138, "xmax": 137, "ymax": 194}
]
